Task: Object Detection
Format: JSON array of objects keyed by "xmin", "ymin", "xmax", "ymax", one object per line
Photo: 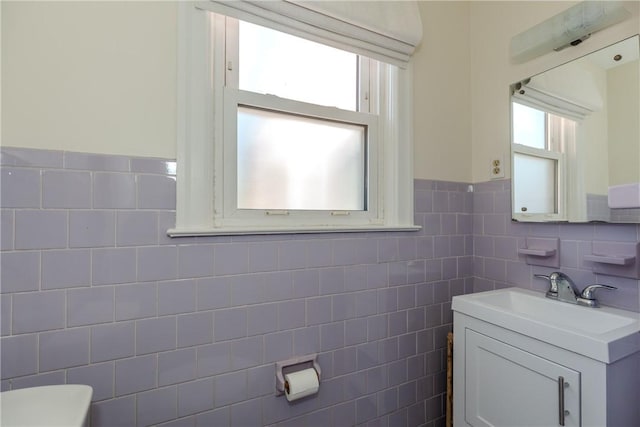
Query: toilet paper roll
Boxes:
[{"xmin": 284, "ymin": 368, "xmax": 319, "ymax": 402}]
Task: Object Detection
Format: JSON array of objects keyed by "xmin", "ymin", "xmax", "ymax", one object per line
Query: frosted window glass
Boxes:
[
  {"xmin": 513, "ymin": 102, "xmax": 546, "ymax": 149},
  {"xmin": 237, "ymin": 107, "xmax": 366, "ymax": 210},
  {"xmin": 239, "ymin": 21, "xmax": 357, "ymax": 111},
  {"xmin": 513, "ymin": 153, "xmax": 557, "ymax": 214}
]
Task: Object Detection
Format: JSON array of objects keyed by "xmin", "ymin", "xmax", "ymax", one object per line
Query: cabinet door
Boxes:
[{"xmin": 465, "ymin": 329, "xmax": 581, "ymax": 427}]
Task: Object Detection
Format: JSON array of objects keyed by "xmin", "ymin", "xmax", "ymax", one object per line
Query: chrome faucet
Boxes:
[{"xmin": 534, "ymin": 272, "xmax": 617, "ymax": 308}]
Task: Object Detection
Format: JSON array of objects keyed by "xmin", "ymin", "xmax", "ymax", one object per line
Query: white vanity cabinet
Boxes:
[{"xmin": 452, "ymin": 288, "xmax": 640, "ymax": 427}]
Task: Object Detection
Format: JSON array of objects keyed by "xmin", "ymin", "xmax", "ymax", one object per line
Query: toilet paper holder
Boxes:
[{"xmin": 275, "ymin": 354, "xmax": 321, "ymax": 395}]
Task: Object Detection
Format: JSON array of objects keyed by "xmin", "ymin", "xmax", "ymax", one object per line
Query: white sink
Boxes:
[
  {"xmin": 452, "ymin": 287, "xmax": 640, "ymax": 363},
  {"xmin": 0, "ymin": 385, "xmax": 92, "ymax": 427}
]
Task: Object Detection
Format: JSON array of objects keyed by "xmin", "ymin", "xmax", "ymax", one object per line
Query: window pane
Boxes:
[
  {"xmin": 513, "ymin": 102, "xmax": 546, "ymax": 149},
  {"xmin": 239, "ymin": 21, "xmax": 357, "ymax": 111},
  {"xmin": 513, "ymin": 153, "xmax": 557, "ymax": 214},
  {"xmin": 237, "ymin": 106, "xmax": 366, "ymax": 211}
]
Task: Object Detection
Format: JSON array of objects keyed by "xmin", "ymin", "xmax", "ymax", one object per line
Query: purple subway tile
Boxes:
[
  {"xmin": 41, "ymin": 249, "xmax": 91, "ymax": 289},
  {"xmin": 355, "ymin": 290, "xmax": 378, "ymax": 318},
  {"xmin": 42, "ymin": 170, "xmax": 91, "ymax": 208},
  {"xmin": 231, "ymin": 274, "xmax": 265, "ymax": 306},
  {"xmin": 247, "ymin": 303, "xmax": 278, "ymax": 336},
  {"xmin": 433, "ymin": 191, "xmax": 449, "ymax": 213},
  {"xmin": 0, "ymin": 251, "xmax": 39, "ymax": 293},
  {"xmin": 277, "ymin": 300, "xmax": 305, "ymax": 331},
  {"xmin": 91, "ymin": 322, "xmax": 135, "ymax": 363},
  {"xmin": 293, "ymin": 326, "xmax": 320, "ymax": 356},
  {"xmin": 67, "ymin": 362, "xmax": 114, "ymax": 401},
  {"xmin": 484, "ymin": 258, "xmax": 507, "ymax": 282},
  {"xmin": 399, "ymin": 332, "xmax": 417, "ymax": 359},
  {"xmin": 115, "ymin": 282, "xmax": 157, "ymax": 321},
  {"xmin": 408, "ymin": 307, "xmax": 425, "ymax": 333},
  {"xmin": 247, "ymin": 365, "xmax": 275, "ymax": 399},
  {"xmin": 231, "ymin": 335, "xmax": 264, "ymax": 369},
  {"xmin": 15, "ymin": 210, "xmax": 67, "ymax": 249},
  {"xmin": 293, "ymin": 269, "xmax": 320, "ymax": 298},
  {"xmin": 388, "ymin": 262, "xmax": 408, "ymax": 286},
  {"xmin": 196, "ymin": 407, "xmax": 230, "ymax": 426},
  {"xmin": 196, "ymin": 277, "xmax": 231, "ymax": 310},
  {"xmin": 332, "ymin": 293, "xmax": 356, "ymax": 321},
  {"xmin": 263, "ymin": 271, "xmax": 294, "ymax": 302},
  {"xmin": 344, "ymin": 264, "xmax": 367, "ymax": 292},
  {"xmin": 263, "ymin": 331, "xmax": 292, "ymax": 363},
  {"xmin": 307, "ymin": 296, "xmax": 332, "ymax": 326},
  {"xmin": 1, "ymin": 295, "xmax": 10, "ymax": 336},
  {"xmin": 93, "ymin": 172, "xmax": 136, "ymax": 209},
  {"xmin": 92, "ymin": 247, "xmax": 137, "ymax": 285},
  {"xmin": 115, "ymin": 354, "xmax": 157, "ymax": 396},
  {"xmin": 321, "ymin": 322, "xmax": 345, "ymax": 351},
  {"xmin": 214, "ymin": 308, "xmax": 246, "ymax": 341},
  {"xmin": 333, "ymin": 347, "xmax": 357, "ymax": 376},
  {"xmin": 408, "ymin": 260, "xmax": 426, "ymax": 284},
  {"xmin": 378, "ymin": 387, "xmax": 398, "ymax": 416},
  {"xmin": 356, "ymin": 394, "xmax": 377, "ymax": 424},
  {"xmin": 388, "ymin": 359, "xmax": 408, "ymax": 387},
  {"xmin": 91, "ymin": 396, "xmax": 136, "ymax": 427},
  {"xmin": 10, "ymin": 371, "xmax": 65, "ymax": 390},
  {"xmin": 214, "ymin": 370, "xmax": 247, "ymax": 407},
  {"xmin": 12, "ymin": 290, "xmax": 65, "ymax": 333},
  {"xmin": 137, "ymin": 174, "xmax": 176, "ymax": 209},
  {"xmin": 415, "ymin": 190, "xmax": 433, "ymax": 213},
  {"xmin": 367, "ymin": 263, "xmax": 388, "ymax": 289},
  {"xmin": 1, "ymin": 210, "xmax": 13, "ymax": 251},
  {"xmin": 441, "ymin": 214, "xmax": 457, "ymax": 235},
  {"xmin": 484, "ymin": 214, "xmax": 506, "ymax": 235},
  {"xmin": 137, "ymin": 246, "xmax": 177, "ymax": 282},
  {"xmin": 230, "ymin": 398, "xmax": 262, "ymax": 427},
  {"xmin": 131, "ymin": 158, "xmax": 176, "ymax": 175},
  {"xmin": 196, "ymin": 342, "xmax": 231, "ymax": 377},
  {"xmin": 0, "ymin": 147, "xmax": 63, "ymax": 168},
  {"xmin": 69, "ymin": 210, "xmax": 115, "ymax": 248},
  {"xmin": 177, "ymin": 312, "xmax": 213, "ymax": 348},
  {"xmin": 319, "ymin": 267, "xmax": 345, "ymax": 295},
  {"xmin": 345, "ymin": 318, "xmax": 367, "ymax": 346},
  {"xmin": 159, "ymin": 348, "xmax": 197, "ymax": 386},
  {"xmin": 248, "ymin": 241, "xmax": 279, "ymax": 273},
  {"xmin": 137, "ymin": 386, "xmax": 178, "ymax": 427},
  {"xmin": 378, "ymin": 288, "xmax": 398, "ymax": 313},
  {"xmin": 39, "ymin": 327, "xmax": 90, "ymax": 371},
  {"xmin": 397, "ymin": 286, "xmax": 415, "ymax": 311},
  {"xmin": 68, "ymin": 286, "xmax": 114, "ymax": 327},
  {"xmin": 494, "ymin": 236, "xmax": 518, "ymax": 260},
  {"xmin": 158, "ymin": 280, "xmax": 196, "ymax": 316},
  {"xmin": 378, "ymin": 238, "xmax": 399, "ymax": 263},
  {"xmin": 1, "ymin": 167, "xmax": 40, "ymax": 208},
  {"xmin": 178, "ymin": 245, "xmax": 214, "ymax": 279},
  {"xmin": 278, "ymin": 240, "xmax": 307, "ymax": 270},
  {"xmin": 64, "ymin": 152, "xmax": 129, "ymax": 172},
  {"xmin": 388, "ymin": 311, "xmax": 407, "ymax": 336},
  {"xmin": 116, "ymin": 211, "xmax": 158, "ymax": 246},
  {"xmin": 306, "ymin": 239, "xmax": 333, "ymax": 267},
  {"xmin": 136, "ymin": 316, "xmax": 177, "ymax": 355},
  {"xmin": 178, "ymin": 378, "xmax": 214, "ymax": 417},
  {"xmin": 0, "ymin": 334, "xmax": 38, "ymax": 379},
  {"xmin": 214, "ymin": 243, "xmax": 248, "ymax": 276}
]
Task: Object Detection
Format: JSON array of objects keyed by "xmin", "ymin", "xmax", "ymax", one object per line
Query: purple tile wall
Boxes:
[
  {"xmin": 472, "ymin": 180, "xmax": 640, "ymax": 312},
  {"xmin": 0, "ymin": 147, "xmax": 474, "ymax": 427}
]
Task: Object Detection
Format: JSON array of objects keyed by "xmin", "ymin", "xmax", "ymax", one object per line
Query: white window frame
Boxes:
[{"xmin": 170, "ymin": 3, "xmax": 419, "ymax": 237}]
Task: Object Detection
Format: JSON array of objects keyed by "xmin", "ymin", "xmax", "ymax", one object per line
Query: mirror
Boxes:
[{"xmin": 510, "ymin": 35, "xmax": 640, "ymax": 223}]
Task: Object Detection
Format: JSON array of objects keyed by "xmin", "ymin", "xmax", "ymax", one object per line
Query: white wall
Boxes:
[{"xmin": 1, "ymin": 1, "xmax": 177, "ymax": 158}]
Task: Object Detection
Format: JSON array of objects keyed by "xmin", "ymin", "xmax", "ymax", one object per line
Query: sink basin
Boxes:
[
  {"xmin": 452, "ymin": 287, "xmax": 640, "ymax": 363},
  {"xmin": 0, "ymin": 385, "xmax": 92, "ymax": 427}
]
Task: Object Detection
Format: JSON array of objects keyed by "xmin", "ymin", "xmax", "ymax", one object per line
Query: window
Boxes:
[{"xmin": 171, "ymin": 3, "xmax": 420, "ymax": 236}]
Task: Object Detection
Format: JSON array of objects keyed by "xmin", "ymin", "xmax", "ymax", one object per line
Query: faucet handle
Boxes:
[{"xmin": 580, "ymin": 284, "xmax": 617, "ymax": 300}]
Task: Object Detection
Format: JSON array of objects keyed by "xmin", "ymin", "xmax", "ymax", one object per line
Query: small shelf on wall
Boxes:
[
  {"xmin": 517, "ymin": 237, "xmax": 560, "ymax": 268},
  {"xmin": 584, "ymin": 242, "xmax": 640, "ymax": 279}
]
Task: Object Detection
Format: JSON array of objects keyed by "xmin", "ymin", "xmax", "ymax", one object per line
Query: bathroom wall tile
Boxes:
[
  {"xmin": 306, "ymin": 239, "xmax": 333, "ymax": 267},
  {"xmin": 42, "ymin": 249, "xmax": 90, "ymax": 289},
  {"xmin": 91, "ymin": 322, "xmax": 135, "ymax": 363},
  {"xmin": 0, "ymin": 250, "xmax": 39, "ymax": 293},
  {"xmin": 196, "ymin": 277, "xmax": 231, "ymax": 310},
  {"xmin": 293, "ymin": 326, "xmax": 320, "ymax": 355},
  {"xmin": 9, "ymin": 371, "xmax": 65, "ymax": 390},
  {"xmin": 214, "ymin": 370, "xmax": 247, "ymax": 407},
  {"xmin": 230, "ymin": 398, "xmax": 262, "ymax": 427},
  {"xmin": 92, "ymin": 247, "xmax": 137, "ymax": 285},
  {"xmin": 131, "ymin": 158, "xmax": 176, "ymax": 175},
  {"xmin": 178, "ymin": 378, "xmax": 214, "ymax": 417},
  {"xmin": 0, "ymin": 334, "xmax": 38, "ymax": 379},
  {"xmin": 67, "ymin": 286, "xmax": 114, "ymax": 327},
  {"xmin": 247, "ymin": 303, "xmax": 278, "ymax": 336},
  {"xmin": 138, "ymin": 246, "xmax": 177, "ymax": 282},
  {"xmin": 1, "ymin": 295, "xmax": 11, "ymax": 336},
  {"xmin": 594, "ymin": 223, "xmax": 639, "ymax": 242},
  {"xmin": 42, "ymin": 170, "xmax": 91, "ymax": 208},
  {"xmin": 344, "ymin": 264, "xmax": 367, "ymax": 292},
  {"xmin": 263, "ymin": 331, "xmax": 292, "ymax": 364},
  {"xmin": 378, "ymin": 336, "xmax": 398, "ymax": 364},
  {"xmin": 214, "ymin": 243, "xmax": 248, "ymax": 276},
  {"xmin": 177, "ymin": 312, "xmax": 213, "ymax": 348},
  {"xmin": 333, "ymin": 346, "xmax": 357, "ymax": 377},
  {"xmin": 12, "ymin": 290, "xmax": 65, "ymax": 333},
  {"xmin": 115, "ymin": 282, "xmax": 157, "ymax": 321},
  {"xmin": 278, "ymin": 240, "xmax": 307, "ymax": 270},
  {"xmin": 0, "ymin": 210, "xmax": 13, "ymax": 251},
  {"xmin": 321, "ymin": 321, "xmax": 345, "ymax": 351},
  {"xmin": 178, "ymin": 245, "xmax": 214, "ymax": 278},
  {"xmin": 1, "ymin": 167, "xmax": 40, "ymax": 208},
  {"xmin": 159, "ymin": 348, "xmax": 197, "ymax": 386},
  {"xmin": 39, "ymin": 327, "xmax": 89, "ymax": 371},
  {"xmin": 263, "ymin": 271, "xmax": 294, "ymax": 303},
  {"xmin": 64, "ymin": 152, "xmax": 129, "ymax": 172},
  {"xmin": 214, "ymin": 308, "xmax": 247, "ymax": 341},
  {"xmin": 115, "ymin": 354, "xmax": 157, "ymax": 396},
  {"xmin": 231, "ymin": 274, "xmax": 265, "ymax": 306},
  {"xmin": 116, "ymin": 211, "xmax": 158, "ymax": 246},
  {"xmin": 292, "ymin": 269, "xmax": 320, "ymax": 298},
  {"xmin": 137, "ymin": 174, "xmax": 176, "ymax": 209},
  {"xmin": 0, "ymin": 147, "xmax": 63, "ymax": 168},
  {"xmin": 378, "ymin": 387, "xmax": 398, "ymax": 416},
  {"xmin": 158, "ymin": 416, "xmax": 196, "ymax": 427},
  {"xmin": 196, "ymin": 407, "xmax": 230, "ymax": 426},
  {"xmin": 232, "ymin": 335, "xmax": 265, "ymax": 369},
  {"xmin": 319, "ymin": 267, "xmax": 345, "ymax": 295},
  {"xmin": 248, "ymin": 241, "xmax": 279, "ymax": 273},
  {"xmin": 136, "ymin": 316, "xmax": 177, "ymax": 355},
  {"xmin": 388, "ymin": 262, "xmax": 408, "ymax": 286},
  {"xmin": 332, "ymin": 293, "xmax": 356, "ymax": 321},
  {"xmin": 378, "ymin": 288, "xmax": 398, "ymax": 314},
  {"xmin": 137, "ymin": 386, "xmax": 178, "ymax": 427},
  {"xmin": 67, "ymin": 362, "xmax": 114, "ymax": 401},
  {"xmin": 91, "ymin": 396, "xmax": 136, "ymax": 427},
  {"xmin": 388, "ymin": 311, "xmax": 407, "ymax": 337},
  {"xmin": 356, "ymin": 394, "xmax": 378, "ymax": 424},
  {"xmin": 93, "ymin": 172, "xmax": 136, "ymax": 209},
  {"xmin": 196, "ymin": 342, "xmax": 231, "ymax": 377},
  {"xmin": 277, "ymin": 300, "xmax": 305, "ymax": 331},
  {"xmin": 69, "ymin": 210, "xmax": 115, "ymax": 247},
  {"xmin": 247, "ymin": 364, "xmax": 274, "ymax": 399},
  {"xmin": 307, "ymin": 296, "xmax": 332, "ymax": 326},
  {"xmin": 15, "ymin": 210, "xmax": 67, "ymax": 249},
  {"xmin": 345, "ymin": 318, "xmax": 367, "ymax": 346},
  {"xmin": 158, "ymin": 279, "xmax": 196, "ymax": 315}
]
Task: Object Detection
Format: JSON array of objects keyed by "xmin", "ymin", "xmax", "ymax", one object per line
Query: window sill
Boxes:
[{"xmin": 167, "ymin": 224, "xmax": 422, "ymax": 237}]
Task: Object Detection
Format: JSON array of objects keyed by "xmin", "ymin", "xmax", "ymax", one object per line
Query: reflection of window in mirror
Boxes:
[{"xmin": 511, "ymin": 101, "xmax": 578, "ymax": 220}]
